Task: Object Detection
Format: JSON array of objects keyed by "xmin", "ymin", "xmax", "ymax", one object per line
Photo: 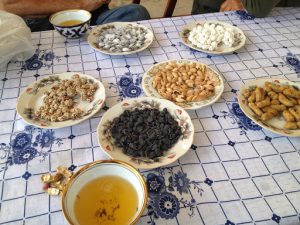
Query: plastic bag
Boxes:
[{"xmin": 0, "ymin": 11, "xmax": 35, "ymax": 70}]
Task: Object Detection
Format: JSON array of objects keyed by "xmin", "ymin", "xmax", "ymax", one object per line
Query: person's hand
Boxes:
[{"xmin": 220, "ymin": 0, "xmax": 245, "ymax": 12}]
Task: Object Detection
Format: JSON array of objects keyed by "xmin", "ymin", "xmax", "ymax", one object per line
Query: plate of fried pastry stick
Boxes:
[{"xmin": 238, "ymin": 78, "xmax": 300, "ymax": 137}]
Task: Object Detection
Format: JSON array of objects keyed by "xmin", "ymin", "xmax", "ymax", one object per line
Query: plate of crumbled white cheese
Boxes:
[{"xmin": 180, "ymin": 21, "xmax": 246, "ymax": 54}]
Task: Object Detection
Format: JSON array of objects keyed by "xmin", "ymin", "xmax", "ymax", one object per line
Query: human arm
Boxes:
[
  {"xmin": 220, "ymin": 0, "xmax": 244, "ymax": 12},
  {"xmin": 220, "ymin": 0, "xmax": 280, "ymax": 17},
  {"xmin": 240, "ymin": 0, "xmax": 280, "ymax": 17},
  {"xmin": 0, "ymin": 0, "xmax": 108, "ymax": 17}
]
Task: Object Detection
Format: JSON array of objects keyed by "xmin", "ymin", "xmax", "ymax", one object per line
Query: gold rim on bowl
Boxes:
[
  {"xmin": 49, "ymin": 9, "xmax": 92, "ymax": 28},
  {"xmin": 61, "ymin": 159, "xmax": 148, "ymax": 225}
]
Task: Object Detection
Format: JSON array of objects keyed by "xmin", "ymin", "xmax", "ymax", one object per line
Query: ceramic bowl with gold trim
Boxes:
[
  {"xmin": 50, "ymin": 9, "xmax": 91, "ymax": 39},
  {"xmin": 61, "ymin": 160, "xmax": 147, "ymax": 225}
]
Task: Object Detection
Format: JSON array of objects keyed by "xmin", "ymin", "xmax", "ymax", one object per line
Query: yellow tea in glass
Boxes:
[{"xmin": 74, "ymin": 175, "xmax": 138, "ymax": 225}]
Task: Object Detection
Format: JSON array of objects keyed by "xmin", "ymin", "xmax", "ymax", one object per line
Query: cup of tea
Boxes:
[
  {"xmin": 61, "ymin": 160, "xmax": 148, "ymax": 225},
  {"xmin": 49, "ymin": 9, "xmax": 91, "ymax": 39}
]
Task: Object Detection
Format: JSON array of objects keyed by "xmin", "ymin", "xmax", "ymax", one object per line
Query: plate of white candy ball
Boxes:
[
  {"xmin": 88, "ymin": 22, "xmax": 154, "ymax": 55},
  {"xmin": 180, "ymin": 21, "xmax": 246, "ymax": 54}
]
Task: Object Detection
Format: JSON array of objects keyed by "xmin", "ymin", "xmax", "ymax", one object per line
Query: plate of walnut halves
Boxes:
[
  {"xmin": 17, "ymin": 72, "xmax": 105, "ymax": 129},
  {"xmin": 238, "ymin": 78, "xmax": 300, "ymax": 137}
]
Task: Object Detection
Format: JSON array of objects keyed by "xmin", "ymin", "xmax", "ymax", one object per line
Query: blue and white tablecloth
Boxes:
[{"xmin": 0, "ymin": 7, "xmax": 300, "ymax": 225}]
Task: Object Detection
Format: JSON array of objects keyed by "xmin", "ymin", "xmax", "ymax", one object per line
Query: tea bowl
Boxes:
[
  {"xmin": 61, "ymin": 160, "xmax": 148, "ymax": 225},
  {"xmin": 50, "ymin": 9, "xmax": 91, "ymax": 39}
]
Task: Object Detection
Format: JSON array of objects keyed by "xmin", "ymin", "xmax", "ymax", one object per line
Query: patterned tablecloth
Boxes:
[{"xmin": 0, "ymin": 7, "xmax": 300, "ymax": 225}]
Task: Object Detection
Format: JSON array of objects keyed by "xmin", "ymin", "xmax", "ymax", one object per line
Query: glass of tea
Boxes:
[
  {"xmin": 61, "ymin": 160, "xmax": 148, "ymax": 225},
  {"xmin": 49, "ymin": 9, "xmax": 91, "ymax": 39}
]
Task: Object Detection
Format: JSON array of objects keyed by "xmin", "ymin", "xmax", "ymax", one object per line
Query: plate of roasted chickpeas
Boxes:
[
  {"xmin": 17, "ymin": 72, "xmax": 106, "ymax": 129},
  {"xmin": 238, "ymin": 78, "xmax": 300, "ymax": 137}
]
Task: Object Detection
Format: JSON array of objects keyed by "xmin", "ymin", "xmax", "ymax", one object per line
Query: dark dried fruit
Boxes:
[{"xmin": 110, "ymin": 108, "xmax": 182, "ymax": 160}]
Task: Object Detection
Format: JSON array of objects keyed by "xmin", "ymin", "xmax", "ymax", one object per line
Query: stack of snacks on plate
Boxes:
[
  {"xmin": 96, "ymin": 24, "xmax": 148, "ymax": 52},
  {"xmin": 108, "ymin": 108, "xmax": 182, "ymax": 160},
  {"xmin": 152, "ymin": 61, "xmax": 220, "ymax": 104},
  {"xmin": 187, "ymin": 22, "xmax": 240, "ymax": 51},
  {"xmin": 243, "ymin": 81, "xmax": 300, "ymax": 129},
  {"xmin": 35, "ymin": 74, "xmax": 98, "ymax": 122}
]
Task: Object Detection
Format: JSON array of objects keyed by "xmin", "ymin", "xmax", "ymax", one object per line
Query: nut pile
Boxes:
[
  {"xmin": 243, "ymin": 81, "xmax": 300, "ymax": 130},
  {"xmin": 35, "ymin": 75, "xmax": 98, "ymax": 122},
  {"xmin": 110, "ymin": 108, "xmax": 182, "ymax": 160},
  {"xmin": 152, "ymin": 61, "xmax": 220, "ymax": 103},
  {"xmin": 96, "ymin": 24, "xmax": 148, "ymax": 52}
]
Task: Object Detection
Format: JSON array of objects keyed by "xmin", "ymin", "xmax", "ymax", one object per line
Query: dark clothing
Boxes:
[
  {"xmin": 24, "ymin": 4, "xmax": 150, "ymax": 32},
  {"xmin": 241, "ymin": 0, "xmax": 300, "ymax": 17},
  {"xmin": 192, "ymin": 0, "xmax": 300, "ymax": 17},
  {"xmin": 192, "ymin": 0, "xmax": 224, "ymax": 15}
]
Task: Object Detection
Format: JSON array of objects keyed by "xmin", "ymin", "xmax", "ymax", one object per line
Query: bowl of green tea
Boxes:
[
  {"xmin": 50, "ymin": 9, "xmax": 91, "ymax": 38},
  {"xmin": 61, "ymin": 160, "xmax": 147, "ymax": 225},
  {"xmin": 59, "ymin": 20, "xmax": 84, "ymax": 26}
]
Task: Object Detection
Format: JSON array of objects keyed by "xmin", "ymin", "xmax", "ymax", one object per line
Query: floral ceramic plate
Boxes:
[
  {"xmin": 17, "ymin": 72, "xmax": 105, "ymax": 129},
  {"xmin": 87, "ymin": 22, "xmax": 154, "ymax": 56},
  {"xmin": 97, "ymin": 97, "xmax": 194, "ymax": 169},
  {"xmin": 180, "ymin": 20, "xmax": 246, "ymax": 55},
  {"xmin": 142, "ymin": 59, "xmax": 224, "ymax": 110},
  {"xmin": 238, "ymin": 78, "xmax": 300, "ymax": 137}
]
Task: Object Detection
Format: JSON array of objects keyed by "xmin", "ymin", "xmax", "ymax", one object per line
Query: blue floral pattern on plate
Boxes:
[{"xmin": 0, "ymin": 126, "xmax": 62, "ymax": 171}]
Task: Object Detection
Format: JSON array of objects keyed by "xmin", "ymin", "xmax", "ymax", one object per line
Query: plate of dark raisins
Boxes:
[{"xmin": 97, "ymin": 97, "xmax": 194, "ymax": 169}]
